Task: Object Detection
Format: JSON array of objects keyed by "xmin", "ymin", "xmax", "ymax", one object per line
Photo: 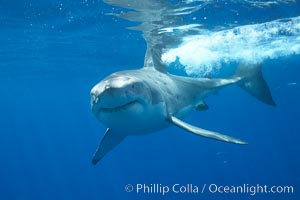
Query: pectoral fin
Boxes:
[
  {"xmin": 169, "ymin": 116, "xmax": 247, "ymax": 145},
  {"xmin": 92, "ymin": 128, "xmax": 125, "ymax": 165}
]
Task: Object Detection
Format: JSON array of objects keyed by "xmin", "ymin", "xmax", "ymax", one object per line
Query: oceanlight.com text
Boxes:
[
  {"xmin": 207, "ymin": 184, "xmax": 294, "ymax": 195},
  {"xmin": 124, "ymin": 183, "xmax": 294, "ymax": 196}
]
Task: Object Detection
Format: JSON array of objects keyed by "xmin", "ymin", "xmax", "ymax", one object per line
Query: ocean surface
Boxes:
[{"xmin": 0, "ymin": 0, "xmax": 299, "ymax": 199}]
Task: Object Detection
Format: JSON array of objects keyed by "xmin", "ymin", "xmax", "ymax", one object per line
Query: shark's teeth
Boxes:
[{"xmin": 99, "ymin": 101, "xmax": 138, "ymax": 113}]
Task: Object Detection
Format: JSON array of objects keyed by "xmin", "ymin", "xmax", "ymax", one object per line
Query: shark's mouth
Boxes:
[{"xmin": 98, "ymin": 100, "xmax": 139, "ymax": 113}]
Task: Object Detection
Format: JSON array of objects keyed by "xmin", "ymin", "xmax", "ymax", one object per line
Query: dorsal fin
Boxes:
[
  {"xmin": 102, "ymin": 0, "xmax": 184, "ymax": 73},
  {"xmin": 143, "ymin": 45, "xmax": 166, "ymax": 73}
]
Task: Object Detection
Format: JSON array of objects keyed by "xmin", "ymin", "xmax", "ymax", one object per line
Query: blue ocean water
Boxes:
[{"xmin": 0, "ymin": 0, "xmax": 299, "ymax": 200}]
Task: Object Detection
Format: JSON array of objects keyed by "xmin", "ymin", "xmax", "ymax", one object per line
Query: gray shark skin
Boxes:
[{"xmin": 90, "ymin": 63, "xmax": 275, "ymax": 165}]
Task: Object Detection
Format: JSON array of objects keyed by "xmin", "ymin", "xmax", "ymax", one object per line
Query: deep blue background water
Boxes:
[{"xmin": 0, "ymin": 1, "xmax": 299, "ymax": 200}]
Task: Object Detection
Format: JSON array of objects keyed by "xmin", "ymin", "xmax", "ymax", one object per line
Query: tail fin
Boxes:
[{"xmin": 235, "ymin": 64, "xmax": 276, "ymax": 106}]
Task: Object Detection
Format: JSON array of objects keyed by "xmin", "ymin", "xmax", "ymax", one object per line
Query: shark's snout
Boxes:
[
  {"xmin": 91, "ymin": 94, "xmax": 104, "ymax": 114},
  {"xmin": 90, "ymin": 75, "xmax": 152, "ymax": 114}
]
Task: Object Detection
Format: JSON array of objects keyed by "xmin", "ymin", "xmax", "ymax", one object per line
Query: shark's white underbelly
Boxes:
[{"xmin": 97, "ymin": 102, "xmax": 169, "ymax": 135}]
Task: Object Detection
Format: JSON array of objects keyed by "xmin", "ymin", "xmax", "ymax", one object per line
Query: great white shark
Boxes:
[{"xmin": 90, "ymin": 48, "xmax": 275, "ymax": 165}]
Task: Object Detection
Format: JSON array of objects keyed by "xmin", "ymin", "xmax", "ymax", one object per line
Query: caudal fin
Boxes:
[{"xmin": 235, "ymin": 64, "xmax": 276, "ymax": 106}]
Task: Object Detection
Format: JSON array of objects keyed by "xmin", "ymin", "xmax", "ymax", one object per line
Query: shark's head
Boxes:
[{"xmin": 91, "ymin": 73, "xmax": 165, "ymax": 133}]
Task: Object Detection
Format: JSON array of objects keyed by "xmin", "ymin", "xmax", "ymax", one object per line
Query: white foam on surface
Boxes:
[{"xmin": 162, "ymin": 16, "xmax": 300, "ymax": 76}]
